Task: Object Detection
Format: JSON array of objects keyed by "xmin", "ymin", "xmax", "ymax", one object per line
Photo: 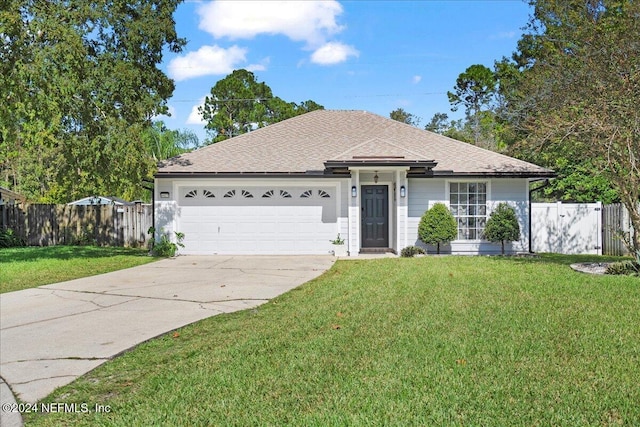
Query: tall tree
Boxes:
[
  {"xmin": 389, "ymin": 108, "xmax": 421, "ymax": 127},
  {"xmin": 505, "ymin": 0, "xmax": 639, "ymax": 249},
  {"xmin": 200, "ymin": 69, "xmax": 324, "ymax": 143},
  {"xmin": 0, "ymin": 0, "xmax": 184, "ymax": 202},
  {"xmin": 447, "ymin": 64, "xmax": 497, "ymax": 147}
]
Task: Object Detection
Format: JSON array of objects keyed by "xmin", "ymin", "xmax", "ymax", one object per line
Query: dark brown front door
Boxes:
[{"xmin": 361, "ymin": 185, "xmax": 389, "ymax": 248}]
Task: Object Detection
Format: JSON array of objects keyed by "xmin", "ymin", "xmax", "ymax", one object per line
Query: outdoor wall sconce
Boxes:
[
  {"xmin": 160, "ymin": 191, "xmax": 170, "ymax": 199},
  {"xmin": 400, "ymin": 185, "xmax": 406, "ymax": 198},
  {"xmin": 351, "ymin": 186, "xmax": 357, "ymax": 198},
  {"xmin": 374, "ymin": 171, "xmax": 379, "ymax": 184}
]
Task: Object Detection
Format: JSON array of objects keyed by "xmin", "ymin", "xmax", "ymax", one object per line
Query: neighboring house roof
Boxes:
[
  {"xmin": 157, "ymin": 110, "xmax": 554, "ymax": 178},
  {"xmin": 0, "ymin": 186, "xmax": 26, "ymax": 204},
  {"xmin": 67, "ymin": 196, "xmax": 134, "ymax": 206}
]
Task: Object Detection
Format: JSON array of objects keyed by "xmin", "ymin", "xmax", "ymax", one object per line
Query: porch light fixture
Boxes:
[
  {"xmin": 351, "ymin": 186, "xmax": 357, "ymax": 198},
  {"xmin": 400, "ymin": 185, "xmax": 406, "ymax": 198},
  {"xmin": 160, "ymin": 191, "xmax": 170, "ymax": 199},
  {"xmin": 374, "ymin": 171, "xmax": 379, "ymax": 184}
]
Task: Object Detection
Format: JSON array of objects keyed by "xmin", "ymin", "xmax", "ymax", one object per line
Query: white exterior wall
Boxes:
[
  {"xmin": 156, "ymin": 176, "xmax": 533, "ymax": 256},
  {"xmin": 406, "ymin": 178, "xmax": 530, "ymax": 254}
]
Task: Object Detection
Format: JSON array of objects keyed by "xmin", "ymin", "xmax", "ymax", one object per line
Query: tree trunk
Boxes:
[{"xmin": 501, "ymin": 240, "xmax": 505, "ymax": 255}]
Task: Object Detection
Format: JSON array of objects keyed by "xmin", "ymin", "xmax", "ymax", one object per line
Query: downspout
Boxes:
[
  {"xmin": 528, "ymin": 179, "xmax": 552, "ymax": 253},
  {"xmin": 142, "ymin": 178, "xmax": 155, "ymax": 236}
]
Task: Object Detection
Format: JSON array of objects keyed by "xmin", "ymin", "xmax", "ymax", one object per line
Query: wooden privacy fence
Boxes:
[
  {"xmin": 2, "ymin": 204, "xmax": 153, "ymax": 247},
  {"xmin": 602, "ymin": 203, "xmax": 635, "ymax": 256}
]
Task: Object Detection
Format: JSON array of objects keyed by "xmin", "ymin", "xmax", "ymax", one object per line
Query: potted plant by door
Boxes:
[{"xmin": 330, "ymin": 234, "xmax": 347, "ymax": 257}]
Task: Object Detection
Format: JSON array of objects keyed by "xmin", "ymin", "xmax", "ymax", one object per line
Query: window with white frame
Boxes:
[{"xmin": 449, "ymin": 182, "xmax": 487, "ymax": 240}]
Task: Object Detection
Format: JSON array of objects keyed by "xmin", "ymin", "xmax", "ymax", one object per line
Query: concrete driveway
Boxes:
[{"xmin": 0, "ymin": 255, "xmax": 334, "ymax": 410}]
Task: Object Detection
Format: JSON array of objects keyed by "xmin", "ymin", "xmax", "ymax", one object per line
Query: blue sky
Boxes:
[{"xmin": 159, "ymin": 0, "xmax": 532, "ymax": 142}]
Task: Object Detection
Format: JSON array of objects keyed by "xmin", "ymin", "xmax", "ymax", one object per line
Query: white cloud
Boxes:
[
  {"xmin": 197, "ymin": 0, "xmax": 344, "ymax": 47},
  {"xmin": 412, "ymin": 75, "xmax": 422, "ymax": 84},
  {"xmin": 168, "ymin": 45, "xmax": 247, "ymax": 81},
  {"xmin": 311, "ymin": 42, "xmax": 359, "ymax": 65},
  {"xmin": 187, "ymin": 97, "xmax": 208, "ymax": 126}
]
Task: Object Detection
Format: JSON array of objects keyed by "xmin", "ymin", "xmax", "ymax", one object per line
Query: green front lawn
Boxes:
[
  {"xmin": 0, "ymin": 246, "xmax": 156, "ymax": 294},
  {"xmin": 26, "ymin": 255, "xmax": 640, "ymax": 426}
]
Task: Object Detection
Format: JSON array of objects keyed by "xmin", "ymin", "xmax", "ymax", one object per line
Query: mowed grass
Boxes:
[
  {"xmin": 0, "ymin": 246, "xmax": 156, "ymax": 293},
  {"xmin": 26, "ymin": 255, "xmax": 640, "ymax": 426}
]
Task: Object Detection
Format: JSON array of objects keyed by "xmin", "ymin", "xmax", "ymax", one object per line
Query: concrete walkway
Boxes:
[{"xmin": 0, "ymin": 255, "xmax": 334, "ymax": 424}]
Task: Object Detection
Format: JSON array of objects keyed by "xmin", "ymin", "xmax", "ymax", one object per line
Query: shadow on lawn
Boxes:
[
  {"xmin": 0, "ymin": 245, "xmax": 149, "ymax": 263},
  {"xmin": 491, "ymin": 253, "xmax": 631, "ymax": 267}
]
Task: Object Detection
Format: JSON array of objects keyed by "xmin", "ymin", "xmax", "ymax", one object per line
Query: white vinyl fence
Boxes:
[{"xmin": 531, "ymin": 202, "xmax": 603, "ymax": 255}]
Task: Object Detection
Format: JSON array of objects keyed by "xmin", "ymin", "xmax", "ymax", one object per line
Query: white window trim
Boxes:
[{"xmin": 445, "ymin": 179, "xmax": 492, "ymax": 243}]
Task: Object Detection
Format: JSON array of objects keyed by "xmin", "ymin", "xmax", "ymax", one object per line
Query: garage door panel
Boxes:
[{"xmin": 177, "ymin": 186, "xmax": 338, "ymax": 255}]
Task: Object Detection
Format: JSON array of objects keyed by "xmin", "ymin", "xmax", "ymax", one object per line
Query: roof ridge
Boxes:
[{"xmin": 331, "ymin": 137, "xmax": 431, "ymax": 160}]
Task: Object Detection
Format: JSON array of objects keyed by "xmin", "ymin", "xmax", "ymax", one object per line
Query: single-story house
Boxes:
[
  {"xmin": 68, "ymin": 196, "xmax": 135, "ymax": 206},
  {"xmin": 155, "ymin": 110, "xmax": 554, "ymax": 256}
]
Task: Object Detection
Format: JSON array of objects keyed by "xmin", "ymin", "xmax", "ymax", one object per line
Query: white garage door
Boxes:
[{"xmin": 178, "ymin": 186, "xmax": 338, "ymax": 255}]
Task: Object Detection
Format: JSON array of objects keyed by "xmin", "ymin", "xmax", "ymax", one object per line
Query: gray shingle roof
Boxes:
[{"xmin": 157, "ymin": 110, "xmax": 554, "ymax": 177}]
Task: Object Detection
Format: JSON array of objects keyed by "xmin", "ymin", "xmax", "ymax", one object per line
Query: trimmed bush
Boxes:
[
  {"xmin": 418, "ymin": 203, "xmax": 457, "ymax": 254},
  {"xmin": 400, "ymin": 245, "xmax": 426, "ymax": 258},
  {"xmin": 485, "ymin": 203, "xmax": 520, "ymax": 255}
]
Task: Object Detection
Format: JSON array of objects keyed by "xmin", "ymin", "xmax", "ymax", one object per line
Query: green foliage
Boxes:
[
  {"xmin": 330, "ymin": 234, "xmax": 345, "ymax": 245},
  {"xmin": 148, "ymin": 227, "xmax": 185, "ymax": 257},
  {"xmin": 389, "ymin": 108, "xmax": 421, "ymax": 127},
  {"xmin": 0, "ymin": 228, "xmax": 24, "ymax": 248},
  {"xmin": 484, "ymin": 203, "xmax": 521, "ymax": 254},
  {"xmin": 605, "ymin": 252, "xmax": 640, "ymax": 276},
  {"xmin": 503, "ymin": 0, "xmax": 640, "ymax": 250},
  {"xmin": 447, "ymin": 64, "xmax": 497, "ymax": 146},
  {"xmin": 1, "ymin": 0, "xmax": 185, "ymax": 202},
  {"xmin": 400, "ymin": 245, "xmax": 426, "ymax": 258},
  {"xmin": 418, "ymin": 203, "xmax": 457, "ymax": 254},
  {"xmin": 143, "ymin": 121, "xmax": 200, "ymax": 162},
  {"xmin": 200, "ymin": 69, "xmax": 324, "ymax": 143}
]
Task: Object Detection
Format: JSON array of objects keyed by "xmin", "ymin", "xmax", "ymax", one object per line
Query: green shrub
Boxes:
[
  {"xmin": 0, "ymin": 228, "xmax": 25, "ymax": 248},
  {"xmin": 418, "ymin": 203, "xmax": 457, "ymax": 254},
  {"xmin": 605, "ymin": 261, "xmax": 639, "ymax": 276},
  {"xmin": 400, "ymin": 245, "xmax": 426, "ymax": 258},
  {"xmin": 606, "ymin": 250, "xmax": 640, "ymax": 276},
  {"xmin": 148, "ymin": 227, "xmax": 185, "ymax": 257},
  {"xmin": 484, "ymin": 202, "xmax": 520, "ymax": 255}
]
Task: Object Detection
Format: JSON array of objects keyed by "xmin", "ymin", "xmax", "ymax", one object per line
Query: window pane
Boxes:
[
  {"xmin": 469, "ymin": 183, "xmax": 477, "ymax": 193},
  {"xmin": 468, "ymin": 229, "xmax": 476, "ymax": 240},
  {"xmin": 469, "ymin": 193, "xmax": 477, "ymax": 204},
  {"xmin": 459, "ymin": 183, "xmax": 468, "ymax": 193},
  {"xmin": 450, "ymin": 183, "xmax": 458, "ymax": 193},
  {"xmin": 478, "ymin": 183, "xmax": 486, "ymax": 193},
  {"xmin": 460, "ymin": 193, "xmax": 468, "ymax": 204},
  {"xmin": 451, "ymin": 194, "xmax": 458, "ymax": 204},
  {"xmin": 479, "ymin": 205, "xmax": 486, "ymax": 215},
  {"xmin": 478, "ymin": 193, "xmax": 486, "ymax": 204}
]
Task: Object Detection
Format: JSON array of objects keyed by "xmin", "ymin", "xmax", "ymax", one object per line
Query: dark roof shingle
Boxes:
[{"xmin": 157, "ymin": 110, "xmax": 553, "ymax": 177}]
